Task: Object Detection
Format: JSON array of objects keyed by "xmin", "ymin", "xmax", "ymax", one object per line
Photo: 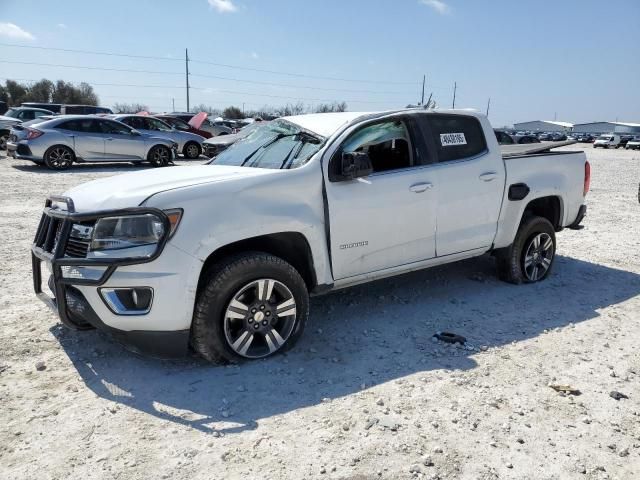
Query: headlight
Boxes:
[{"xmin": 87, "ymin": 210, "xmax": 182, "ymax": 259}]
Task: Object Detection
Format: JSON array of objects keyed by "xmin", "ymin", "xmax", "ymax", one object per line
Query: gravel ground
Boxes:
[{"xmin": 1, "ymin": 145, "xmax": 639, "ymax": 480}]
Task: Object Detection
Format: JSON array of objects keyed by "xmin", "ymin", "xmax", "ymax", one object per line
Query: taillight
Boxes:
[
  {"xmin": 583, "ymin": 161, "xmax": 591, "ymax": 196},
  {"xmin": 26, "ymin": 128, "xmax": 44, "ymax": 140}
]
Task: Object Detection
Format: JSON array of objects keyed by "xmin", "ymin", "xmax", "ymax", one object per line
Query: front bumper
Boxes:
[{"xmin": 31, "ymin": 196, "xmax": 192, "ymax": 357}]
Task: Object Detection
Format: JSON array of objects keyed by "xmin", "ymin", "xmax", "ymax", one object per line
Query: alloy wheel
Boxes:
[
  {"xmin": 523, "ymin": 232, "xmax": 554, "ymax": 281},
  {"xmin": 185, "ymin": 144, "xmax": 199, "ymax": 158},
  {"xmin": 223, "ymin": 278, "xmax": 297, "ymax": 359},
  {"xmin": 150, "ymin": 146, "xmax": 169, "ymax": 166},
  {"xmin": 47, "ymin": 147, "xmax": 73, "ymax": 168}
]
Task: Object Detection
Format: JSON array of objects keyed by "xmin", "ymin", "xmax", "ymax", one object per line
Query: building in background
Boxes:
[
  {"xmin": 513, "ymin": 120, "xmax": 573, "ymax": 132},
  {"xmin": 572, "ymin": 121, "xmax": 640, "ymax": 135}
]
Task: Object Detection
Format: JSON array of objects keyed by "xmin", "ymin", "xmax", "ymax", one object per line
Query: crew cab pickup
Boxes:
[{"xmin": 31, "ymin": 109, "xmax": 589, "ymax": 362}]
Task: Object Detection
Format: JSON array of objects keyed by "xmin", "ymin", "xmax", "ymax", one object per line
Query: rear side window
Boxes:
[
  {"xmin": 56, "ymin": 119, "xmax": 97, "ymax": 132},
  {"xmin": 422, "ymin": 114, "xmax": 487, "ymax": 162}
]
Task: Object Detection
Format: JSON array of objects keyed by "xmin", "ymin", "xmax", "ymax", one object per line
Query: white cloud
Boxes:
[
  {"xmin": 207, "ymin": 0, "xmax": 237, "ymax": 13},
  {"xmin": 57, "ymin": 23, "xmax": 67, "ymax": 29},
  {"xmin": 250, "ymin": 51, "xmax": 259, "ymax": 59},
  {"xmin": 419, "ymin": 0, "xmax": 450, "ymax": 14},
  {"xmin": 0, "ymin": 22, "xmax": 36, "ymax": 41}
]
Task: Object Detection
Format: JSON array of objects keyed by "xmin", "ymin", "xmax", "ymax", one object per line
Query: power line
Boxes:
[
  {"xmin": 0, "ymin": 60, "xmax": 183, "ymax": 76},
  {"xmin": 0, "ymin": 42, "xmax": 417, "ymax": 85}
]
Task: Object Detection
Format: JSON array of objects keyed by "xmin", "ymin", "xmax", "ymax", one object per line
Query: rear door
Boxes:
[
  {"xmin": 98, "ymin": 119, "xmax": 145, "ymax": 160},
  {"xmin": 324, "ymin": 115, "xmax": 437, "ymax": 280},
  {"xmin": 55, "ymin": 119, "xmax": 105, "ymax": 160},
  {"xmin": 416, "ymin": 113, "xmax": 505, "ymax": 256}
]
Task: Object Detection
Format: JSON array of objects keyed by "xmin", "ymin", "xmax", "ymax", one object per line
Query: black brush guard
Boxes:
[{"xmin": 31, "ymin": 195, "xmax": 171, "ymax": 330}]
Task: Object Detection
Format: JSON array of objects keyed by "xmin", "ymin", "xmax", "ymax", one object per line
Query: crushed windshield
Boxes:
[{"xmin": 212, "ymin": 120, "xmax": 324, "ymax": 169}]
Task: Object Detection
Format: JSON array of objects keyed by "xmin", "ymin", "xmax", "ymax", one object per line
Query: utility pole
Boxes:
[
  {"xmin": 172, "ymin": 98, "xmax": 175, "ymax": 112},
  {"xmin": 242, "ymin": 102, "xmax": 245, "ymax": 116},
  {"xmin": 452, "ymin": 81, "xmax": 457, "ymax": 109},
  {"xmin": 185, "ymin": 48, "xmax": 190, "ymax": 112},
  {"xmin": 420, "ymin": 75, "xmax": 425, "ymax": 105},
  {"xmin": 486, "ymin": 97, "xmax": 491, "ymax": 117}
]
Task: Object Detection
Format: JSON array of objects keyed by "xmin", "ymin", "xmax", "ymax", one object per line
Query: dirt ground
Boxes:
[{"xmin": 0, "ymin": 145, "xmax": 639, "ymax": 480}]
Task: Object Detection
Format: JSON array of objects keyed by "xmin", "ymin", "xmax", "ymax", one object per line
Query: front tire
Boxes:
[
  {"xmin": 191, "ymin": 252, "xmax": 309, "ymax": 363},
  {"xmin": 147, "ymin": 145, "xmax": 171, "ymax": 167},
  {"xmin": 44, "ymin": 145, "xmax": 74, "ymax": 170},
  {"xmin": 183, "ymin": 141, "xmax": 201, "ymax": 159},
  {"xmin": 496, "ymin": 216, "xmax": 556, "ymax": 285}
]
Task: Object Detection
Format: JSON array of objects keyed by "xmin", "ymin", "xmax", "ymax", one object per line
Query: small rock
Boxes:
[
  {"xmin": 320, "ymin": 466, "xmax": 326, "ymax": 474},
  {"xmin": 619, "ymin": 448, "xmax": 630, "ymax": 457},
  {"xmin": 506, "ymin": 463, "xmax": 513, "ymax": 469},
  {"xmin": 35, "ymin": 361, "xmax": 46, "ymax": 371},
  {"xmin": 516, "ymin": 438, "xmax": 525, "ymax": 444},
  {"xmin": 409, "ymin": 464, "xmax": 422, "ymax": 474},
  {"xmin": 342, "ymin": 422, "xmax": 350, "ymax": 431},
  {"xmin": 376, "ymin": 398, "xmax": 385, "ymax": 406},
  {"xmin": 610, "ymin": 391, "xmax": 629, "ymax": 401},
  {"xmin": 237, "ymin": 385, "xmax": 246, "ymax": 392},
  {"xmin": 422, "ymin": 455, "xmax": 434, "ymax": 466},
  {"xmin": 221, "ymin": 411, "xmax": 230, "ymax": 418},
  {"xmin": 577, "ymin": 464, "xmax": 586, "ymax": 474},
  {"xmin": 433, "ymin": 446, "xmax": 443, "ymax": 454}
]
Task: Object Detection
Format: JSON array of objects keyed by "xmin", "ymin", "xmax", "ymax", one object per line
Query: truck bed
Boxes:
[{"xmin": 501, "ymin": 140, "xmax": 577, "ymax": 158}]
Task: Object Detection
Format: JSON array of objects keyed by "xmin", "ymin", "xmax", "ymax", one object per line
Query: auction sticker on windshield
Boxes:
[{"xmin": 440, "ymin": 133, "xmax": 467, "ymax": 146}]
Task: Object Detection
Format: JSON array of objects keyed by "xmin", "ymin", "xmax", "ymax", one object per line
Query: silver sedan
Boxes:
[
  {"xmin": 110, "ymin": 114, "xmax": 205, "ymax": 159},
  {"xmin": 6, "ymin": 115, "xmax": 177, "ymax": 170}
]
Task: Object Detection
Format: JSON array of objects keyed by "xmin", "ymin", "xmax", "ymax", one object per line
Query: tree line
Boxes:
[
  {"xmin": 113, "ymin": 101, "xmax": 349, "ymax": 118},
  {"xmin": 0, "ymin": 79, "xmax": 99, "ymax": 106}
]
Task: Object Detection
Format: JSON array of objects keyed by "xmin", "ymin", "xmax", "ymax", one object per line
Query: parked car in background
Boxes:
[
  {"xmin": 551, "ymin": 133, "xmax": 567, "ymax": 141},
  {"xmin": 577, "ymin": 134, "xmax": 595, "ymax": 143},
  {"xmin": 155, "ymin": 115, "xmax": 213, "ymax": 139},
  {"xmin": 204, "ymin": 121, "xmax": 268, "ymax": 157},
  {"xmin": 6, "ymin": 115, "xmax": 177, "ymax": 169},
  {"xmin": 21, "ymin": 103, "xmax": 113, "ymax": 115},
  {"xmin": 593, "ymin": 134, "xmax": 621, "ymax": 148},
  {"xmin": 538, "ymin": 133, "xmax": 553, "ymax": 141},
  {"xmin": 111, "ymin": 114, "xmax": 204, "ymax": 159},
  {"xmin": 514, "ymin": 134, "xmax": 541, "ymax": 144},
  {"xmin": 625, "ymin": 136, "xmax": 640, "ymax": 150},
  {"xmin": 619, "ymin": 135, "xmax": 633, "ymax": 149},
  {"xmin": 494, "ymin": 130, "xmax": 514, "ymax": 145},
  {"xmin": 0, "ymin": 100, "xmax": 7, "ymax": 115},
  {"xmin": 167, "ymin": 112, "xmax": 234, "ymax": 137}
]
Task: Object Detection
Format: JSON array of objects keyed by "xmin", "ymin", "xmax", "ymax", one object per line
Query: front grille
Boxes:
[
  {"xmin": 34, "ymin": 210, "xmax": 93, "ymax": 259},
  {"xmin": 66, "ymin": 238, "xmax": 90, "ymax": 258}
]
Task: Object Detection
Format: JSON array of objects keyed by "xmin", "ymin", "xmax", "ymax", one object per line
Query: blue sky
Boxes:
[{"xmin": 0, "ymin": 0, "xmax": 638, "ymax": 126}]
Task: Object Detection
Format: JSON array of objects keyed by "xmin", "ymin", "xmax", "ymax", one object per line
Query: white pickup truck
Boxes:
[{"xmin": 31, "ymin": 109, "xmax": 589, "ymax": 362}]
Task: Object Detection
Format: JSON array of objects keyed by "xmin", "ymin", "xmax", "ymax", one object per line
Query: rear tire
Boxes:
[
  {"xmin": 147, "ymin": 145, "xmax": 171, "ymax": 167},
  {"xmin": 183, "ymin": 141, "xmax": 201, "ymax": 159},
  {"xmin": 191, "ymin": 252, "xmax": 309, "ymax": 363},
  {"xmin": 496, "ymin": 216, "xmax": 556, "ymax": 285},
  {"xmin": 0, "ymin": 131, "xmax": 9, "ymax": 150},
  {"xmin": 43, "ymin": 145, "xmax": 74, "ymax": 170}
]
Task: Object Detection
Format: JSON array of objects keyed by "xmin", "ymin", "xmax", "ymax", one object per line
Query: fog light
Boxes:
[
  {"xmin": 61, "ymin": 265, "xmax": 108, "ymax": 281},
  {"xmin": 100, "ymin": 287, "xmax": 153, "ymax": 315}
]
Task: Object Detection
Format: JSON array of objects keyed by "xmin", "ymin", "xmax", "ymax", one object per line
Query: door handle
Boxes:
[
  {"xmin": 409, "ymin": 182, "xmax": 434, "ymax": 193},
  {"xmin": 479, "ymin": 172, "xmax": 498, "ymax": 182}
]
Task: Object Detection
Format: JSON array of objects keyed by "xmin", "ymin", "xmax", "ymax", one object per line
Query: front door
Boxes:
[
  {"xmin": 324, "ymin": 117, "xmax": 437, "ymax": 280},
  {"xmin": 98, "ymin": 119, "xmax": 145, "ymax": 160}
]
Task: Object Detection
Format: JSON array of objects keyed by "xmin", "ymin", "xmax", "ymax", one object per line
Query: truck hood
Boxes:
[{"xmin": 63, "ymin": 165, "xmax": 272, "ymax": 211}]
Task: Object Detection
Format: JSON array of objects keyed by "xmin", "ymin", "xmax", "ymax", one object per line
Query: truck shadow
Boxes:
[{"xmin": 52, "ymin": 254, "xmax": 640, "ymax": 434}]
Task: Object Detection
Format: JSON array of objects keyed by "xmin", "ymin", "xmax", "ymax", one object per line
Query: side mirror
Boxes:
[
  {"xmin": 130, "ymin": 129, "xmax": 141, "ymax": 136},
  {"xmin": 341, "ymin": 151, "xmax": 372, "ymax": 180}
]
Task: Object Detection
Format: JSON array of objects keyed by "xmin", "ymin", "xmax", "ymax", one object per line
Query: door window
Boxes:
[
  {"xmin": 421, "ymin": 114, "xmax": 487, "ymax": 162},
  {"xmin": 121, "ymin": 116, "xmax": 146, "ymax": 130},
  {"xmin": 56, "ymin": 119, "xmax": 98, "ymax": 132},
  {"xmin": 145, "ymin": 117, "xmax": 173, "ymax": 131},
  {"xmin": 97, "ymin": 119, "xmax": 133, "ymax": 135},
  {"xmin": 334, "ymin": 119, "xmax": 414, "ymax": 176}
]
